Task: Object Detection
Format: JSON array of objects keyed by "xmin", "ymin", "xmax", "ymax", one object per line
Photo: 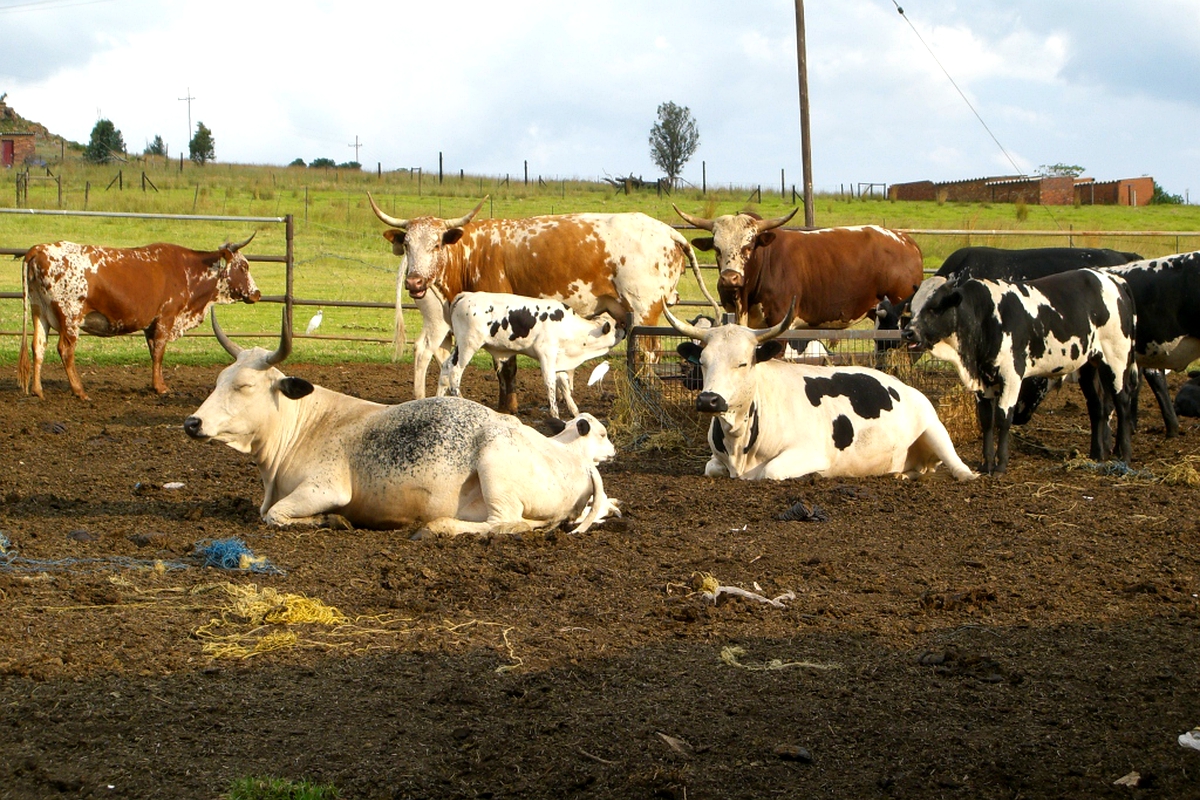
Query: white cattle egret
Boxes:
[
  {"xmin": 305, "ymin": 309, "xmax": 323, "ymax": 336},
  {"xmin": 587, "ymin": 361, "xmax": 610, "ymax": 386}
]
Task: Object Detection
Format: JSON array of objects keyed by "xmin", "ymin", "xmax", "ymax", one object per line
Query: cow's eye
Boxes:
[{"xmin": 738, "ymin": 362, "xmax": 749, "ymax": 368}]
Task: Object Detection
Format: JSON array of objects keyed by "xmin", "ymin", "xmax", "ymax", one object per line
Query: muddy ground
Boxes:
[{"xmin": 1, "ymin": 357, "xmax": 1199, "ymax": 799}]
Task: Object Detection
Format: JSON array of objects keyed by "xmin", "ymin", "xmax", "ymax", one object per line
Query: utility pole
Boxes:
[
  {"xmin": 178, "ymin": 86, "xmax": 195, "ymax": 146},
  {"xmin": 794, "ymin": 0, "xmax": 815, "ymax": 227},
  {"xmin": 348, "ymin": 135, "xmax": 363, "ymax": 163}
]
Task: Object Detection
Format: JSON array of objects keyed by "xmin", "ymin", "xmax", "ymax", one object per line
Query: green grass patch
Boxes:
[
  {"xmin": 225, "ymin": 775, "xmax": 339, "ymax": 800},
  {"xmin": 4, "ymin": 158, "xmax": 1200, "ymax": 370}
]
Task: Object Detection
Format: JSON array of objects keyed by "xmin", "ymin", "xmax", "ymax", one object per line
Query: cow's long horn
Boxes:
[
  {"xmin": 753, "ymin": 298, "xmax": 797, "ymax": 343},
  {"xmin": 441, "ymin": 196, "xmax": 488, "ymax": 229},
  {"xmin": 367, "ymin": 191, "xmax": 410, "ymax": 230},
  {"xmin": 210, "ymin": 309, "xmax": 242, "ymax": 358},
  {"xmin": 754, "ymin": 208, "xmax": 799, "ymax": 233},
  {"xmin": 225, "ymin": 231, "xmax": 256, "ymax": 252},
  {"xmin": 662, "ymin": 305, "xmax": 711, "ymax": 342},
  {"xmin": 672, "ymin": 204, "xmax": 714, "ymax": 231},
  {"xmin": 265, "ymin": 307, "xmax": 292, "ymax": 366}
]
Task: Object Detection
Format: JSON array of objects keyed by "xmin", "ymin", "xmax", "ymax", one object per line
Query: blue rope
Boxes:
[{"xmin": 193, "ymin": 538, "xmax": 284, "ymax": 575}]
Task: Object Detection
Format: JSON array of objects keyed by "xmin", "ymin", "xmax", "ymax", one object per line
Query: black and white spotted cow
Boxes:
[
  {"xmin": 904, "ymin": 269, "xmax": 1137, "ymax": 474},
  {"xmin": 442, "ymin": 291, "xmax": 624, "ymax": 419},
  {"xmin": 664, "ymin": 304, "xmax": 975, "ymax": 481},
  {"xmin": 1102, "ymin": 250, "xmax": 1200, "ymax": 437},
  {"xmin": 893, "ymin": 247, "xmax": 1144, "ymax": 422}
]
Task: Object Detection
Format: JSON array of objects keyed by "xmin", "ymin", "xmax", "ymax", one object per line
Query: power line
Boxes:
[
  {"xmin": 892, "ymin": 1, "xmax": 1064, "ymax": 228},
  {"xmin": 891, "ymin": 1, "xmax": 1024, "ymax": 177}
]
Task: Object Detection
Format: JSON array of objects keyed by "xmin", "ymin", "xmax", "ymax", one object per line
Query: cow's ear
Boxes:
[
  {"xmin": 544, "ymin": 417, "xmax": 567, "ymax": 435},
  {"xmin": 278, "ymin": 376, "xmax": 315, "ymax": 400},
  {"xmin": 382, "ymin": 230, "xmax": 406, "ymax": 254},
  {"xmin": 442, "ymin": 228, "xmax": 465, "ymax": 246},
  {"xmin": 677, "ymin": 341, "xmax": 703, "ymax": 363},
  {"xmin": 756, "ymin": 232, "xmax": 776, "ymax": 248},
  {"xmin": 755, "ymin": 341, "xmax": 785, "ymax": 363},
  {"xmin": 933, "ymin": 289, "xmax": 964, "ymax": 312},
  {"xmin": 691, "ymin": 236, "xmax": 715, "ymax": 252},
  {"xmin": 575, "ymin": 417, "xmax": 592, "ymax": 437}
]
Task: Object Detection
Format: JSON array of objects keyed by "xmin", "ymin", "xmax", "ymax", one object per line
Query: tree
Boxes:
[
  {"xmin": 84, "ymin": 119, "xmax": 125, "ymax": 163},
  {"xmin": 649, "ymin": 101, "xmax": 700, "ymax": 188},
  {"xmin": 1151, "ymin": 180, "xmax": 1184, "ymax": 205},
  {"xmin": 288, "ymin": 157, "xmax": 307, "ymax": 167},
  {"xmin": 189, "ymin": 122, "xmax": 215, "ymax": 166},
  {"xmin": 144, "ymin": 135, "xmax": 166, "ymax": 156},
  {"xmin": 309, "ymin": 157, "xmax": 336, "ymax": 168},
  {"xmin": 1036, "ymin": 163, "xmax": 1085, "ymax": 178}
]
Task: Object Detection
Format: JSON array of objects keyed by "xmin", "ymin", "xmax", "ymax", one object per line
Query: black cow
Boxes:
[
  {"xmin": 1175, "ymin": 372, "xmax": 1200, "ymax": 419},
  {"xmin": 904, "ymin": 269, "xmax": 1138, "ymax": 474}
]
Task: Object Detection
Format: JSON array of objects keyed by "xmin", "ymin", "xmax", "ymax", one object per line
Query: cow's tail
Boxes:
[
  {"xmin": 392, "ymin": 272, "xmax": 407, "ymax": 362},
  {"xmin": 569, "ymin": 465, "xmax": 619, "ymax": 534},
  {"xmin": 16, "ymin": 252, "xmax": 31, "ymax": 394},
  {"xmin": 681, "ymin": 237, "xmax": 721, "ymax": 318}
]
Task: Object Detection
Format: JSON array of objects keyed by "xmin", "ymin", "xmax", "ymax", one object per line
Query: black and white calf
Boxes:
[
  {"xmin": 904, "ymin": 269, "xmax": 1137, "ymax": 474},
  {"xmin": 441, "ymin": 291, "xmax": 624, "ymax": 419},
  {"xmin": 664, "ymin": 304, "xmax": 975, "ymax": 482},
  {"xmin": 1175, "ymin": 372, "xmax": 1200, "ymax": 419}
]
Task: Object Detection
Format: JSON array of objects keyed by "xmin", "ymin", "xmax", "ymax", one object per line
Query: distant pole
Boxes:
[
  {"xmin": 178, "ymin": 86, "xmax": 195, "ymax": 147},
  {"xmin": 702, "ymin": 161, "xmax": 707, "ymax": 195},
  {"xmin": 794, "ymin": 0, "xmax": 815, "ymax": 226},
  {"xmin": 348, "ymin": 135, "xmax": 363, "ymax": 163},
  {"xmin": 438, "ymin": 152, "xmax": 443, "ymax": 184},
  {"xmin": 524, "ymin": 160, "xmax": 528, "ymax": 186}
]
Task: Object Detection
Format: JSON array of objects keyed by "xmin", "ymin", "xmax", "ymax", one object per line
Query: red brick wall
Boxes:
[{"xmin": 1, "ymin": 133, "xmax": 36, "ymax": 167}]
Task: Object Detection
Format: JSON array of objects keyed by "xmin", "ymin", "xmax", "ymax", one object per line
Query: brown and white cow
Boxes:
[
  {"xmin": 369, "ymin": 194, "xmax": 720, "ymax": 412},
  {"xmin": 17, "ymin": 235, "xmax": 261, "ymax": 400},
  {"xmin": 673, "ymin": 206, "xmax": 924, "ymax": 329}
]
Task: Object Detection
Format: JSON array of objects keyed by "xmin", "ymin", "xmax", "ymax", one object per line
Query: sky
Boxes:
[{"xmin": 4, "ymin": 0, "xmax": 1200, "ymax": 199}]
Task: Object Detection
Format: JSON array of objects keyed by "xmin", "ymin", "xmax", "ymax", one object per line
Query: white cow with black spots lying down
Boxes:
[
  {"xmin": 441, "ymin": 291, "xmax": 624, "ymax": 419},
  {"xmin": 664, "ymin": 303, "xmax": 975, "ymax": 481},
  {"xmin": 183, "ymin": 310, "xmax": 619, "ymax": 535}
]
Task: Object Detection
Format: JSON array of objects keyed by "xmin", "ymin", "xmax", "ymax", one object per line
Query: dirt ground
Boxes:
[{"xmin": 2, "ymin": 357, "xmax": 1200, "ymax": 800}]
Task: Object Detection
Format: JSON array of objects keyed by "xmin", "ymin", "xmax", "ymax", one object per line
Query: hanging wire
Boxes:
[{"xmin": 891, "ymin": 2, "xmax": 1064, "ymax": 228}]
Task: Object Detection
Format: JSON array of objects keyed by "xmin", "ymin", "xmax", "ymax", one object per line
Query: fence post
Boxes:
[{"xmin": 285, "ymin": 214, "xmax": 295, "ymax": 334}]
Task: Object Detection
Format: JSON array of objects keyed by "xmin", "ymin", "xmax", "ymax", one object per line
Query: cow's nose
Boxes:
[
  {"xmin": 246, "ymin": 289, "xmax": 262, "ymax": 303},
  {"xmin": 719, "ymin": 271, "xmax": 744, "ymax": 289},
  {"xmin": 405, "ymin": 276, "xmax": 426, "ymax": 297},
  {"xmin": 901, "ymin": 328, "xmax": 916, "ymax": 342},
  {"xmin": 695, "ymin": 392, "xmax": 728, "ymax": 414},
  {"xmin": 183, "ymin": 416, "xmax": 204, "ymax": 439}
]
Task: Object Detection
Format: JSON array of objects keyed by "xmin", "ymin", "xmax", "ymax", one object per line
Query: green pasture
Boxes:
[{"xmin": 2, "ymin": 159, "xmax": 1200, "ymax": 374}]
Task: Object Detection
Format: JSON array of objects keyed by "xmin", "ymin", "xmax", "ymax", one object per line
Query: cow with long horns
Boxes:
[
  {"xmin": 18, "ymin": 234, "xmax": 260, "ymax": 399},
  {"xmin": 673, "ymin": 205, "xmax": 923, "ymax": 330},
  {"xmin": 665, "ymin": 305, "xmax": 975, "ymax": 481},
  {"xmin": 369, "ymin": 194, "xmax": 720, "ymax": 412},
  {"xmin": 184, "ymin": 310, "xmax": 620, "ymax": 535}
]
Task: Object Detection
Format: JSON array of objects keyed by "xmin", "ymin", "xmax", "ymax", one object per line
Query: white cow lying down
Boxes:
[
  {"xmin": 665, "ymin": 304, "xmax": 976, "ymax": 482},
  {"xmin": 184, "ymin": 310, "xmax": 619, "ymax": 535}
]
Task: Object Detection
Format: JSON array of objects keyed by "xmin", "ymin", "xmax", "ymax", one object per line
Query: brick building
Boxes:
[
  {"xmin": 888, "ymin": 174, "xmax": 1153, "ymax": 206},
  {"xmin": 1, "ymin": 131, "xmax": 36, "ymax": 168},
  {"xmin": 1074, "ymin": 177, "xmax": 1154, "ymax": 207}
]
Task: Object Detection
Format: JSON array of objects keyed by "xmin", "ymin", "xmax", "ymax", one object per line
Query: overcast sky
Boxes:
[{"xmin": 4, "ymin": 0, "xmax": 1199, "ymax": 198}]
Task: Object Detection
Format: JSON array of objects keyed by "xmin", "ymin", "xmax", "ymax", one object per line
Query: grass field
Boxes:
[{"xmin": 3, "ymin": 158, "xmax": 1200, "ymax": 371}]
